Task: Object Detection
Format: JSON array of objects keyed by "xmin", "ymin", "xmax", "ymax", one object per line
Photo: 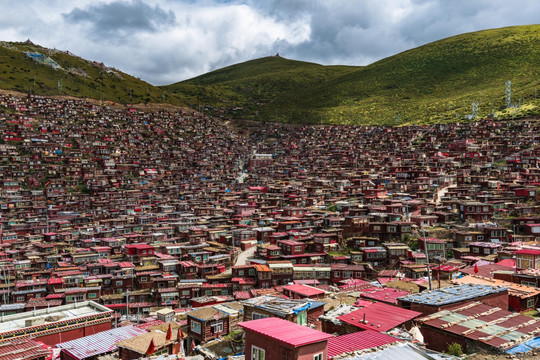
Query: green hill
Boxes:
[
  {"xmin": 0, "ymin": 40, "xmax": 185, "ymax": 106},
  {"xmin": 164, "ymin": 25, "xmax": 540, "ymax": 125}
]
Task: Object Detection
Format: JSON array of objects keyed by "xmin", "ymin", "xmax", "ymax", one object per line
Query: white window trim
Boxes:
[
  {"xmin": 252, "ymin": 345, "xmax": 265, "ymax": 360},
  {"xmin": 191, "ymin": 320, "xmax": 201, "ymax": 334},
  {"xmin": 211, "ymin": 320, "xmax": 223, "ymax": 333},
  {"xmin": 314, "ymin": 353, "xmax": 324, "ymax": 360}
]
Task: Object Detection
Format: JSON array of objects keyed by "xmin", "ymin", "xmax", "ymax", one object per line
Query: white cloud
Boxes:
[{"xmin": 0, "ymin": 0, "xmax": 538, "ymax": 85}]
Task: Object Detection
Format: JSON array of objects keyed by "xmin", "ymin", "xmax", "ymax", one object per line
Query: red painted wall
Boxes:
[
  {"xmin": 244, "ymin": 328, "xmax": 328, "ymax": 360},
  {"xmin": 33, "ymin": 321, "xmax": 111, "ymax": 346}
]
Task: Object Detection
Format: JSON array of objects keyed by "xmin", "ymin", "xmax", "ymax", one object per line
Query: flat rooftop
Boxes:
[{"xmin": 0, "ymin": 301, "xmax": 112, "ymax": 334}]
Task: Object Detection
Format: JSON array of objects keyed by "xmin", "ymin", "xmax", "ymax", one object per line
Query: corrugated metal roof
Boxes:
[
  {"xmin": 337, "ymin": 302, "xmax": 421, "ymax": 332},
  {"xmin": 239, "ymin": 317, "xmax": 332, "ymax": 347},
  {"xmin": 419, "ymin": 301, "xmax": 540, "ymax": 352},
  {"xmin": 0, "ymin": 339, "xmax": 51, "ymax": 360},
  {"xmin": 56, "ymin": 325, "xmax": 147, "ymax": 359},
  {"xmin": 327, "ymin": 330, "xmax": 399, "ymax": 358},
  {"xmin": 282, "ymin": 284, "xmax": 326, "ymax": 297},
  {"xmin": 332, "ymin": 342, "xmax": 450, "ymax": 360},
  {"xmin": 398, "ymin": 283, "xmax": 507, "ymax": 306}
]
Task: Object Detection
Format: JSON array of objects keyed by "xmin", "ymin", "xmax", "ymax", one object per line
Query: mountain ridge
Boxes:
[
  {"xmin": 164, "ymin": 24, "xmax": 540, "ymax": 125},
  {"xmin": 0, "ymin": 25, "xmax": 539, "ymax": 125}
]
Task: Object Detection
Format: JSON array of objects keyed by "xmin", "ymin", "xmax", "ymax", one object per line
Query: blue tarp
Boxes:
[
  {"xmin": 507, "ymin": 337, "xmax": 540, "ymax": 354},
  {"xmin": 293, "ymin": 302, "xmax": 311, "ymax": 314}
]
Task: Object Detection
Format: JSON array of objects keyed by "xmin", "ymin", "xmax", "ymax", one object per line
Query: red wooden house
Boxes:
[{"xmin": 239, "ymin": 317, "xmax": 332, "ymax": 360}]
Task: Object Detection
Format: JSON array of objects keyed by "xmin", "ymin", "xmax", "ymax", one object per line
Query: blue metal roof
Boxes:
[{"xmin": 397, "ymin": 284, "xmax": 507, "ymax": 306}]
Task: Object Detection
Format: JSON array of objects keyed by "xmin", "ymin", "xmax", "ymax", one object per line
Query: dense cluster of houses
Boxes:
[{"xmin": 0, "ymin": 92, "xmax": 539, "ymax": 359}]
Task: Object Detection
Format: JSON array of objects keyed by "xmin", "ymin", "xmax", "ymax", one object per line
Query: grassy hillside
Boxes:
[
  {"xmin": 164, "ymin": 25, "xmax": 540, "ymax": 125},
  {"xmin": 0, "ymin": 41, "xmax": 185, "ymax": 106},
  {"xmin": 168, "ymin": 56, "xmax": 357, "ymax": 112}
]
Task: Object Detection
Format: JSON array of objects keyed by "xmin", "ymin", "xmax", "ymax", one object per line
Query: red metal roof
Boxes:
[
  {"xmin": 337, "ymin": 302, "xmax": 421, "ymax": 332},
  {"xmin": 239, "ymin": 317, "xmax": 332, "ymax": 347},
  {"xmin": 0, "ymin": 339, "xmax": 51, "ymax": 360},
  {"xmin": 497, "ymin": 258, "xmax": 516, "ymax": 268},
  {"xmin": 514, "ymin": 249, "xmax": 540, "ymax": 255},
  {"xmin": 359, "ymin": 287, "xmax": 409, "ymax": 304},
  {"xmin": 460, "ymin": 262, "xmax": 514, "ymax": 278},
  {"xmin": 327, "ymin": 330, "xmax": 400, "ymax": 358}
]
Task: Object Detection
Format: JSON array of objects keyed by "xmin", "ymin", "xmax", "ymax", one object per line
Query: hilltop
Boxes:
[
  {"xmin": 1, "ymin": 25, "xmax": 539, "ymax": 125},
  {"xmin": 164, "ymin": 25, "xmax": 540, "ymax": 125},
  {"xmin": 0, "ymin": 40, "xmax": 186, "ymax": 106}
]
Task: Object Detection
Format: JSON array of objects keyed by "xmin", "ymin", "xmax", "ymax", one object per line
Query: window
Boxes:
[
  {"xmin": 252, "ymin": 346, "xmax": 265, "ymax": 360},
  {"xmin": 182, "ymin": 290, "xmax": 190, "ymax": 295},
  {"xmin": 527, "ymin": 297, "xmax": 535, "ymax": 309},
  {"xmin": 297, "ymin": 310, "xmax": 307, "ymax": 326},
  {"xmin": 252, "ymin": 313, "xmax": 269, "ymax": 320},
  {"xmin": 483, "ymin": 248, "xmax": 490, "ymax": 255},
  {"xmin": 191, "ymin": 321, "xmax": 201, "ymax": 334},
  {"xmin": 140, "ymin": 277, "xmax": 148, "ymax": 282},
  {"xmin": 211, "ymin": 321, "xmax": 223, "ymax": 333},
  {"xmin": 314, "ymin": 353, "xmax": 324, "ymax": 360},
  {"xmin": 472, "ymin": 247, "xmax": 479, "ymax": 253},
  {"xmin": 517, "ymin": 255, "xmax": 533, "ymax": 270},
  {"xmin": 17, "ymin": 296, "xmax": 25, "ymax": 302},
  {"xmin": 116, "ymin": 280, "xmax": 123, "ymax": 286},
  {"xmin": 88, "ymin": 293, "xmax": 97, "ymax": 298}
]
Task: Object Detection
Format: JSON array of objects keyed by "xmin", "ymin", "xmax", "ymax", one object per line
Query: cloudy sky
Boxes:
[{"xmin": 0, "ymin": 0, "xmax": 538, "ymax": 85}]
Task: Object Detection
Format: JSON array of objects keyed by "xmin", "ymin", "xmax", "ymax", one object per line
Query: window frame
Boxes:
[
  {"xmin": 252, "ymin": 346, "xmax": 265, "ymax": 360},
  {"xmin": 190, "ymin": 320, "xmax": 201, "ymax": 334}
]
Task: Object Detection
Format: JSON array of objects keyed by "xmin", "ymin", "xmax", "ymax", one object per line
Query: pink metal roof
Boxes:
[
  {"xmin": 514, "ymin": 249, "xmax": 540, "ymax": 255},
  {"xmin": 239, "ymin": 317, "xmax": 332, "ymax": 347},
  {"xmin": 126, "ymin": 243, "xmax": 154, "ymax": 249},
  {"xmin": 282, "ymin": 284, "xmax": 325, "ymax": 297},
  {"xmin": 497, "ymin": 258, "xmax": 516, "ymax": 268},
  {"xmin": 327, "ymin": 330, "xmax": 400, "ymax": 358},
  {"xmin": 337, "ymin": 302, "xmax": 421, "ymax": 332}
]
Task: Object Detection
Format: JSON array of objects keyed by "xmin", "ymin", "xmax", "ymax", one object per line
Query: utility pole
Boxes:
[
  {"xmin": 422, "ymin": 229, "xmax": 432, "ymax": 291},
  {"xmin": 505, "ymin": 80, "xmax": 512, "ymax": 108}
]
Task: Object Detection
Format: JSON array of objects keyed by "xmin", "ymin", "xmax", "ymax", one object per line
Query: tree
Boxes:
[{"xmin": 447, "ymin": 342, "xmax": 463, "ymax": 356}]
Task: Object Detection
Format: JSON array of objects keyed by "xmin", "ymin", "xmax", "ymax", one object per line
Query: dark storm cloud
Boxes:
[
  {"xmin": 63, "ymin": 0, "xmax": 176, "ymax": 39},
  {"xmin": 1, "ymin": 0, "xmax": 539, "ymax": 84},
  {"xmin": 257, "ymin": 0, "xmax": 540, "ymax": 67}
]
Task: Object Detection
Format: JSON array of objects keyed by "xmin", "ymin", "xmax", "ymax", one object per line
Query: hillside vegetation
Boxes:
[
  {"xmin": 164, "ymin": 25, "xmax": 540, "ymax": 125},
  {"xmin": 0, "ymin": 40, "xmax": 185, "ymax": 106}
]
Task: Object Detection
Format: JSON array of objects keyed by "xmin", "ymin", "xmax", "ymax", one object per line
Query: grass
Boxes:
[
  {"xmin": 0, "ymin": 40, "xmax": 186, "ymax": 106},
  {"xmin": 164, "ymin": 24, "xmax": 540, "ymax": 125},
  {"xmin": 2, "ymin": 25, "xmax": 539, "ymax": 126}
]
